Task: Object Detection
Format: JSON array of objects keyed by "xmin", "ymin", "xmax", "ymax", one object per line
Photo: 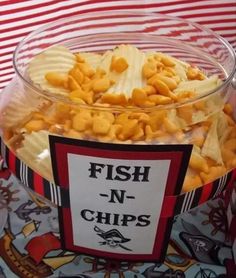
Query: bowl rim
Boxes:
[{"xmin": 13, "ymin": 10, "xmax": 236, "ymax": 111}]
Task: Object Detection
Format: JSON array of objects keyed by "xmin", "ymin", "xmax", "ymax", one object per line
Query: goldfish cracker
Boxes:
[
  {"xmin": 118, "ymin": 119, "xmax": 139, "ymax": 141},
  {"xmin": 148, "ymin": 95, "xmax": 173, "ymax": 105},
  {"xmin": 200, "ymin": 166, "xmax": 226, "ymax": 184},
  {"xmin": 131, "ymin": 88, "xmax": 147, "ymax": 106},
  {"xmin": 101, "ymin": 93, "xmax": 128, "ymax": 105},
  {"xmin": 110, "ymin": 56, "xmax": 129, "ymax": 73},
  {"xmin": 143, "ymin": 85, "xmax": 156, "ymax": 95},
  {"xmin": 45, "ymin": 72, "xmax": 69, "ymax": 88},
  {"xmin": 69, "ymin": 66, "xmax": 84, "ymax": 85},
  {"xmin": 189, "ymin": 151, "xmax": 209, "ymax": 173},
  {"xmin": 160, "ymin": 56, "xmax": 175, "ymax": 67},
  {"xmin": 92, "ymin": 77, "xmax": 111, "ymax": 93},
  {"xmin": 92, "ymin": 116, "xmax": 111, "ymax": 135},
  {"xmin": 223, "ymin": 103, "xmax": 233, "ymax": 115},
  {"xmin": 163, "ymin": 117, "xmax": 179, "ymax": 133},
  {"xmin": 182, "ymin": 174, "xmax": 202, "ymax": 192},
  {"xmin": 68, "ymin": 75, "xmax": 81, "ymax": 91},
  {"xmin": 148, "ymin": 110, "xmax": 167, "ymax": 131},
  {"xmin": 24, "ymin": 120, "xmax": 47, "ymax": 132},
  {"xmin": 142, "ymin": 61, "xmax": 157, "ymax": 79},
  {"xmin": 177, "ymin": 104, "xmax": 194, "ymax": 124}
]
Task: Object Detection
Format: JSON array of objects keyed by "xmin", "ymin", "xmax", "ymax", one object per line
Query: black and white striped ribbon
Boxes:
[
  {"xmin": 213, "ymin": 173, "xmax": 229, "ymax": 198},
  {"xmin": 0, "ymin": 138, "xmax": 7, "ymax": 168},
  {"xmin": 19, "ymin": 161, "xmax": 29, "ymax": 188},
  {"xmin": 49, "ymin": 182, "xmax": 62, "ymax": 206},
  {"xmin": 180, "ymin": 189, "xmax": 196, "ymax": 214}
]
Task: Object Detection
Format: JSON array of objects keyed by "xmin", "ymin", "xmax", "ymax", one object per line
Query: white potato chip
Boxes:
[
  {"xmin": 100, "ymin": 45, "xmax": 146, "ymax": 97},
  {"xmin": 174, "ymin": 75, "xmax": 221, "ymax": 96},
  {"xmin": 28, "ymin": 45, "xmax": 76, "ymax": 96},
  {"xmin": 217, "ymin": 111, "xmax": 230, "ymax": 143},
  {"xmin": 2, "ymin": 88, "xmax": 49, "ymax": 128},
  {"xmin": 201, "ymin": 116, "xmax": 223, "ymax": 164},
  {"xmin": 79, "ymin": 52, "xmax": 102, "ymax": 69},
  {"xmin": 16, "ymin": 131, "xmax": 53, "ymax": 181}
]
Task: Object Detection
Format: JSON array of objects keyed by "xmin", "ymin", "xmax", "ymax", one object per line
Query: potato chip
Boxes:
[
  {"xmin": 100, "ymin": 45, "xmax": 146, "ymax": 97},
  {"xmin": 174, "ymin": 75, "xmax": 221, "ymax": 96},
  {"xmin": 28, "ymin": 45, "xmax": 76, "ymax": 96},
  {"xmin": 2, "ymin": 88, "xmax": 49, "ymax": 128},
  {"xmin": 16, "ymin": 131, "xmax": 53, "ymax": 181},
  {"xmin": 201, "ymin": 116, "xmax": 223, "ymax": 164},
  {"xmin": 79, "ymin": 52, "xmax": 102, "ymax": 69}
]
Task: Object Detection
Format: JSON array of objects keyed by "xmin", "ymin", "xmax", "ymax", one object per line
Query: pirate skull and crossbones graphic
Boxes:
[{"xmin": 94, "ymin": 226, "xmax": 132, "ymax": 251}]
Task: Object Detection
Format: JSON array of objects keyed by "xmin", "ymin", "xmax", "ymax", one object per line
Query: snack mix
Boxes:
[{"xmin": 2, "ymin": 45, "xmax": 236, "ymax": 191}]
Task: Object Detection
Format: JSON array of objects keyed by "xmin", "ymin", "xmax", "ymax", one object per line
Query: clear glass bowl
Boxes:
[{"xmin": 0, "ymin": 11, "xmax": 235, "ymax": 191}]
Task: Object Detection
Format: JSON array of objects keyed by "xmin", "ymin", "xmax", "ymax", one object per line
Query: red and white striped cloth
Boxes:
[{"xmin": 0, "ymin": 0, "xmax": 236, "ymax": 91}]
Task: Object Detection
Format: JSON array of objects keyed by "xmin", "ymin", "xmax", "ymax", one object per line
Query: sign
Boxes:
[{"xmin": 49, "ymin": 136, "xmax": 192, "ymax": 261}]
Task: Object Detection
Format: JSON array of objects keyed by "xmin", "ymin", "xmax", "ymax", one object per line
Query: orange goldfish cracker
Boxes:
[
  {"xmin": 92, "ymin": 77, "xmax": 111, "ymax": 93},
  {"xmin": 129, "ymin": 112, "xmax": 150, "ymax": 123},
  {"xmin": 187, "ymin": 67, "xmax": 205, "ymax": 80},
  {"xmin": 161, "ymin": 56, "xmax": 175, "ymax": 67},
  {"xmin": 131, "ymin": 88, "xmax": 147, "ymax": 106},
  {"xmin": 225, "ymin": 114, "xmax": 236, "ymax": 126},
  {"xmin": 77, "ymin": 63, "xmax": 95, "ymax": 77},
  {"xmin": 190, "ymin": 126, "xmax": 206, "ymax": 147},
  {"xmin": 163, "ymin": 118, "xmax": 179, "ymax": 133},
  {"xmin": 200, "ymin": 166, "xmax": 226, "ymax": 184},
  {"xmin": 24, "ymin": 120, "xmax": 47, "ymax": 132},
  {"xmin": 101, "ymin": 93, "xmax": 127, "ymax": 106},
  {"xmin": 45, "ymin": 72, "xmax": 68, "ymax": 88},
  {"xmin": 55, "ymin": 103, "xmax": 71, "ymax": 118},
  {"xmin": 221, "ymin": 147, "xmax": 235, "ymax": 167},
  {"xmin": 229, "ymin": 158, "xmax": 236, "ymax": 169},
  {"xmin": 142, "ymin": 100, "xmax": 156, "ymax": 108},
  {"xmin": 176, "ymin": 91, "xmax": 196, "ymax": 103},
  {"xmin": 131, "ymin": 125, "xmax": 144, "ymax": 141},
  {"xmin": 223, "ymin": 138, "xmax": 236, "ymax": 152},
  {"xmin": 148, "ymin": 95, "xmax": 173, "ymax": 105},
  {"xmin": 189, "ymin": 152, "xmax": 209, "ymax": 173},
  {"xmin": 92, "ymin": 117, "xmax": 111, "ymax": 135},
  {"xmin": 97, "ymin": 111, "xmax": 115, "ymax": 124},
  {"xmin": 154, "ymin": 74, "xmax": 177, "ymax": 90},
  {"xmin": 94, "ymin": 68, "xmax": 107, "ymax": 78},
  {"xmin": 110, "ymin": 56, "xmax": 129, "ymax": 73},
  {"xmin": 72, "ymin": 112, "xmax": 92, "ymax": 132},
  {"xmin": 164, "ymin": 67, "xmax": 176, "ymax": 77},
  {"xmin": 75, "ymin": 54, "xmax": 85, "ymax": 63},
  {"xmin": 177, "ymin": 105, "xmax": 193, "ymax": 123},
  {"xmin": 182, "ymin": 174, "xmax": 202, "ymax": 192},
  {"xmin": 118, "ymin": 119, "xmax": 139, "ymax": 140},
  {"xmin": 153, "ymin": 80, "xmax": 177, "ymax": 100},
  {"xmin": 70, "ymin": 89, "xmax": 93, "ymax": 104},
  {"xmin": 148, "ymin": 110, "xmax": 167, "ymax": 131},
  {"xmin": 194, "ymin": 100, "xmax": 205, "ymax": 110},
  {"xmin": 68, "ymin": 75, "xmax": 81, "ymax": 91},
  {"xmin": 143, "ymin": 85, "xmax": 156, "ymax": 95},
  {"xmin": 115, "ymin": 113, "xmax": 130, "ymax": 125},
  {"xmin": 145, "ymin": 125, "xmax": 166, "ymax": 141},
  {"xmin": 64, "ymin": 119, "xmax": 72, "ymax": 131},
  {"xmin": 69, "ymin": 66, "xmax": 84, "ymax": 85},
  {"xmin": 142, "ymin": 61, "xmax": 157, "ymax": 79},
  {"xmin": 223, "ymin": 103, "xmax": 233, "ymax": 115}
]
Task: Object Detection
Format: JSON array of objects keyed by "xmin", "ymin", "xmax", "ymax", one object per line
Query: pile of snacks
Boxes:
[{"xmin": 2, "ymin": 45, "xmax": 236, "ymax": 191}]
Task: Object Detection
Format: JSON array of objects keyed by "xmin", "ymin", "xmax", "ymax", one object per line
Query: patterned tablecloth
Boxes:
[{"xmin": 0, "ymin": 170, "xmax": 235, "ymax": 277}]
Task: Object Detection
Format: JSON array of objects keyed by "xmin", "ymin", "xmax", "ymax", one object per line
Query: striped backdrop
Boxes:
[{"xmin": 0, "ymin": 0, "xmax": 236, "ymax": 92}]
